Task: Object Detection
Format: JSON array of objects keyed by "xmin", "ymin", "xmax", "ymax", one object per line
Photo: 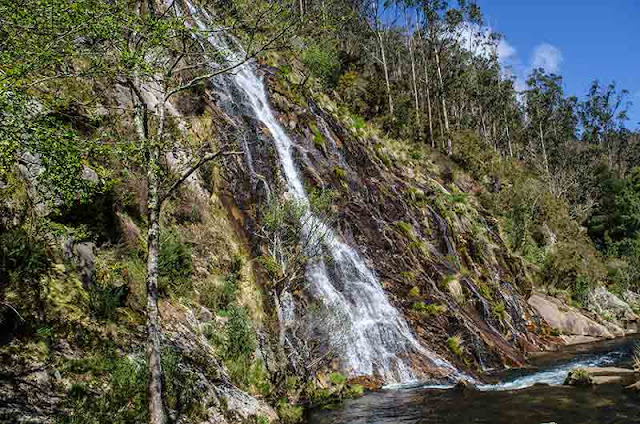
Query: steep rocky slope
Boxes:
[
  {"xmin": 213, "ymin": 55, "xmax": 638, "ymax": 376},
  {"xmin": 218, "ymin": 63, "xmax": 545, "ymax": 375}
]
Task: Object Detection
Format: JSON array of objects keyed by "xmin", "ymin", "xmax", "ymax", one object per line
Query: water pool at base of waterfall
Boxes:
[{"xmin": 307, "ymin": 336, "xmax": 640, "ymax": 424}]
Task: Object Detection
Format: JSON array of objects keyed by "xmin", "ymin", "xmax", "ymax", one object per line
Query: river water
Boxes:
[{"xmin": 308, "ymin": 336, "xmax": 640, "ymax": 424}]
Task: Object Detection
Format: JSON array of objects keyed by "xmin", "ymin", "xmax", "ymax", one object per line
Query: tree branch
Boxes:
[
  {"xmin": 165, "ymin": 20, "xmax": 298, "ymax": 101},
  {"xmin": 0, "ymin": 302, "xmax": 24, "ymax": 323},
  {"xmin": 160, "ymin": 150, "xmax": 242, "ymax": 205}
]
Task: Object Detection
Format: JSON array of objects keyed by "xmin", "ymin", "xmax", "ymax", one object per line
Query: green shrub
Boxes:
[
  {"xmin": 351, "ymin": 114, "xmax": 365, "ymax": 130},
  {"xmin": 225, "ymin": 306, "xmax": 256, "ymax": 359},
  {"xmin": 277, "ymin": 400, "xmax": 304, "ymax": 424},
  {"xmin": 88, "ymin": 283, "xmax": 127, "ymax": 321},
  {"xmin": 492, "ymin": 302, "xmax": 507, "ymax": 322},
  {"xmin": 344, "ymin": 384, "xmax": 364, "ymax": 398},
  {"xmin": 308, "ymin": 386, "xmax": 331, "ymax": 404},
  {"xmin": 542, "ymin": 241, "xmax": 605, "ymax": 302},
  {"xmin": 225, "ymin": 356, "xmax": 271, "ymax": 396},
  {"xmin": 333, "ymin": 166, "xmax": 346, "ymax": 180},
  {"xmin": 447, "ymin": 335, "xmax": 463, "ymax": 357},
  {"xmin": 0, "ymin": 227, "xmax": 51, "ymax": 322},
  {"xmin": 440, "ymin": 274, "xmax": 456, "ymax": 291},
  {"xmin": 477, "ymin": 281, "xmax": 494, "ymax": 300},
  {"xmin": 408, "ymin": 286, "xmax": 420, "ymax": 298},
  {"xmin": 311, "ymin": 125, "xmax": 327, "ymax": 150},
  {"xmin": 395, "ymin": 221, "xmax": 416, "ymax": 241},
  {"xmin": 337, "ymin": 71, "xmax": 366, "ymax": 110},
  {"xmin": 401, "ymin": 271, "xmax": 417, "ymax": 282},
  {"xmin": 407, "ymin": 187, "xmax": 427, "ymax": 205},
  {"xmin": 199, "ymin": 267, "xmax": 240, "ymax": 314},
  {"xmin": 328, "ymin": 371, "xmax": 346, "ymax": 387},
  {"xmin": 158, "ymin": 229, "xmax": 192, "ymax": 296},
  {"xmin": 409, "ymin": 148, "xmax": 423, "ymax": 161},
  {"xmin": 412, "ymin": 302, "xmax": 447, "ymax": 316},
  {"xmin": 448, "ymin": 192, "xmax": 468, "ymax": 204},
  {"xmin": 61, "ymin": 355, "xmax": 148, "ymax": 423},
  {"xmin": 301, "ymin": 41, "xmax": 340, "ymax": 87}
]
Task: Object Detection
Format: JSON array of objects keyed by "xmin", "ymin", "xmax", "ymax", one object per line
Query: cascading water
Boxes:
[{"xmin": 181, "ymin": 2, "xmax": 458, "ymax": 383}]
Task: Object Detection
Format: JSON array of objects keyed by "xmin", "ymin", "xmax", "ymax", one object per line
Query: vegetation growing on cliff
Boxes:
[{"xmin": 1, "ymin": 0, "xmax": 639, "ymax": 422}]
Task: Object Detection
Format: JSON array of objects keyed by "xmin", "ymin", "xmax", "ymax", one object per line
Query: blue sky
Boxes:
[{"xmin": 477, "ymin": 0, "xmax": 640, "ymax": 129}]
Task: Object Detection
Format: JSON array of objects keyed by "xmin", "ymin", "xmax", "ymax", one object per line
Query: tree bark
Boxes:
[
  {"xmin": 434, "ymin": 46, "xmax": 451, "ymax": 155},
  {"xmin": 376, "ymin": 31, "xmax": 394, "ymax": 116},
  {"xmin": 130, "ymin": 77, "xmax": 167, "ymax": 424},
  {"xmin": 418, "ymin": 30, "xmax": 434, "ymax": 147},
  {"xmin": 146, "ymin": 166, "xmax": 165, "ymax": 424},
  {"xmin": 409, "ymin": 36, "xmax": 420, "ymax": 131},
  {"xmin": 504, "ymin": 110, "xmax": 513, "ymax": 157},
  {"xmin": 539, "ymin": 121, "xmax": 550, "ymax": 180},
  {"xmin": 273, "ymin": 292, "xmax": 286, "ymax": 347}
]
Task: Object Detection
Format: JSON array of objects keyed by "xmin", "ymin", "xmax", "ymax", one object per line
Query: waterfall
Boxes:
[{"xmin": 182, "ymin": 2, "xmax": 458, "ymax": 383}]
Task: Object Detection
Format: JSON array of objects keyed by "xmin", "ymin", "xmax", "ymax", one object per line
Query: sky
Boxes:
[{"xmin": 477, "ymin": 0, "xmax": 640, "ymax": 129}]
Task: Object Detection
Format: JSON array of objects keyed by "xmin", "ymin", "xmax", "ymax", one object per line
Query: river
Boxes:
[{"xmin": 307, "ymin": 336, "xmax": 640, "ymax": 424}]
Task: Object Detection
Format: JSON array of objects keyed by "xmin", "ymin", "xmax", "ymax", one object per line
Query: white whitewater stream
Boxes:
[
  {"xmin": 181, "ymin": 1, "xmax": 458, "ymax": 383},
  {"xmin": 418, "ymin": 348, "xmax": 625, "ymax": 391}
]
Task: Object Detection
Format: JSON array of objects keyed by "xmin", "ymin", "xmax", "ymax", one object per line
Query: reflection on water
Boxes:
[
  {"xmin": 308, "ymin": 336, "xmax": 640, "ymax": 424},
  {"xmin": 308, "ymin": 384, "xmax": 640, "ymax": 424}
]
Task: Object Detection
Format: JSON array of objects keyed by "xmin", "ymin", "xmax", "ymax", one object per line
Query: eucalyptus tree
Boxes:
[
  {"xmin": 363, "ymin": 0, "xmax": 396, "ymax": 116},
  {"xmin": 578, "ymin": 80, "xmax": 630, "ymax": 171},
  {"xmin": 524, "ymin": 69, "xmax": 580, "ymax": 198}
]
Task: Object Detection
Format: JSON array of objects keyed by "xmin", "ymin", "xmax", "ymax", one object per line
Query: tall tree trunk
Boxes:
[
  {"xmin": 405, "ymin": 9, "xmax": 420, "ymax": 131},
  {"xmin": 434, "ymin": 46, "xmax": 451, "ymax": 155},
  {"xmin": 146, "ymin": 165, "xmax": 165, "ymax": 424},
  {"xmin": 504, "ymin": 110, "xmax": 513, "ymax": 157},
  {"xmin": 418, "ymin": 30, "xmax": 434, "ymax": 147},
  {"xmin": 131, "ymin": 80, "xmax": 168, "ymax": 424},
  {"xmin": 377, "ymin": 31, "xmax": 394, "ymax": 116},
  {"xmin": 273, "ymin": 291, "xmax": 286, "ymax": 347},
  {"xmin": 539, "ymin": 122, "xmax": 550, "ymax": 179},
  {"xmin": 492, "ymin": 121, "xmax": 498, "ymax": 150},
  {"xmin": 425, "ymin": 80, "xmax": 434, "ymax": 147},
  {"xmin": 438, "ymin": 104, "xmax": 445, "ymax": 147},
  {"xmin": 409, "ymin": 38, "xmax": 420, "ymax": 130},
  {"xmin": 480, "ymin": 105, "xmax": 488, "ymax": 144}
]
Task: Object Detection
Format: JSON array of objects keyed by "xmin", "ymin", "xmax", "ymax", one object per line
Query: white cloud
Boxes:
[
  {"xmin": 453, "ymin": 27, "xmax": 563, "ymax": 94},
  {"xmin": 530, "ymin": 43, "xmax": 563, "ymax": 73},
  {"xmin": 455, "ymin": 23, "xmax": 517, "ymax": 65},
  {"xmin": 496, "ymin": 38, "xmax": 517, "ymax": 63}
]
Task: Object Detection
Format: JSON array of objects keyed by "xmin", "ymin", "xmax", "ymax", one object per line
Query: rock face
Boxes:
[
  {"xmin": 528, "ymin": 293, "xmax": 614, "ymax": 339},
  {"xmin": 587, "ymin": 286, "xmax": 638, "ymax": 333}
]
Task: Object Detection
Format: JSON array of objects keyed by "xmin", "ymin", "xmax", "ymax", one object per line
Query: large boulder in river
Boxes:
[{"xmin": 528, "ymin": 293, "xmax": 614, "ymax": 339}]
